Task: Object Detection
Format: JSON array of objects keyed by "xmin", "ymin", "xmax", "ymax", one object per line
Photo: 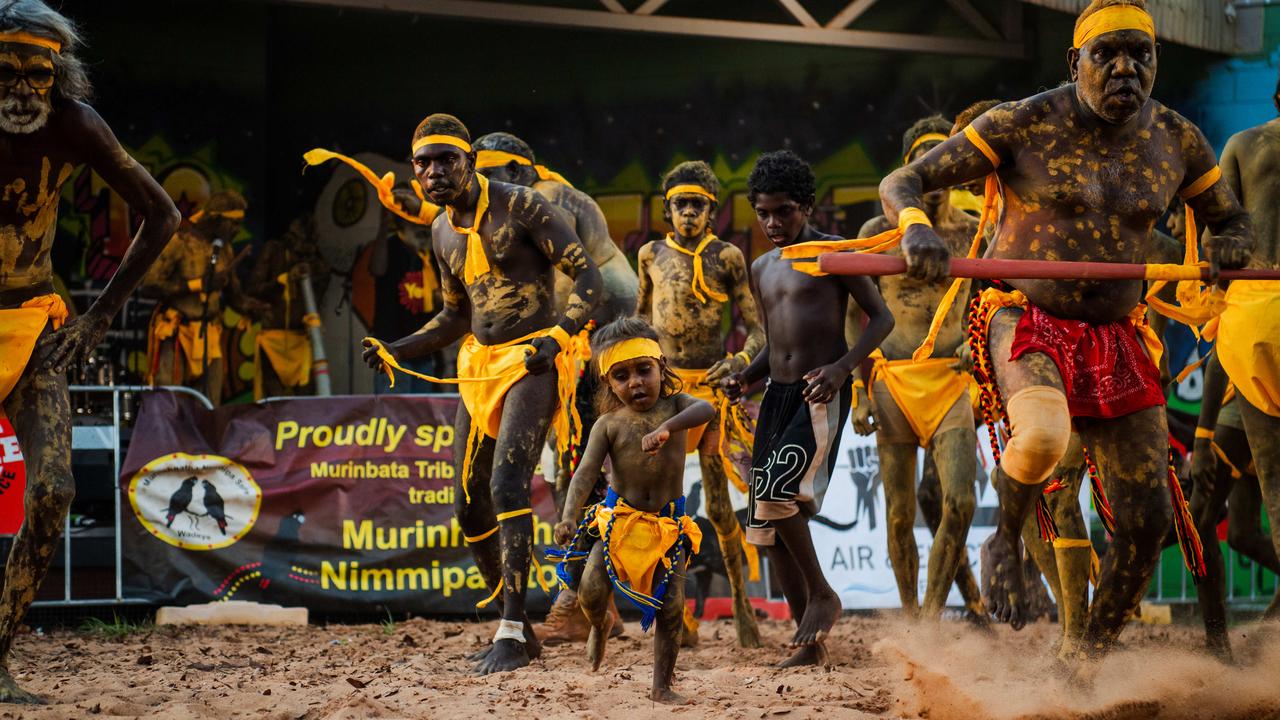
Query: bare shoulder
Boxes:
[
  {"xmin": 712, "ymin": 238, "xmax": 746, "ymax": 265},
  {"xmin": 492, "ymin": 180, "xmax": 553, "ymax": 222},
  {"xmin": 857, "ymin": 215, "xmax": 891, "ymax": 238},
  {"xmin": 976, "ymin": 89, "xmax": 1066, "ymax": 133},
  {"xmin": 750, "ymin": 246, "xmax": 781, "ymax": 277},
  {"xmin": 637, "ymin": 240, "xmax": 657, "ymax": 262}
]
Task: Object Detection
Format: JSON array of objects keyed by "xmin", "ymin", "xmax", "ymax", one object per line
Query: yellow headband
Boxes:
[
  {"xmin": 1073, "ymin": 5, "xmax": 1155, "ymax": 49},
  {"xmin": 0, "ymin": 31, "xmax": 61, "ymax": 54},
  {"xmin": 475, "ymin": 149, "xmax": 532, "ymax": 169},
  {"xmin": 665, "ymin": 184, "xmax": 717, "ymax": 202},
  {"xmin": 598, "ymin": 338, "xmax": 663, "ymax": 377},
  {"xmin": 904, "ymin": 133, "xmax": 949, "ymax": 164},
  {"xmin": 411, "ymin": 134, "xmax": 473, "ymax": 155},
  {"xmin": 189, "ymin": 208, "xmax": 245, "ymax": 223}
]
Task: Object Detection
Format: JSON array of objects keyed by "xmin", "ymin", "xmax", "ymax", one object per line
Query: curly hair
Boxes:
[
  {"xmin": 591, "ymin": 317, "xmax": 682, "ymax": 416},
  {"xmin": 950, "ymin": 99, "xmax": 1004, "ymax": 136},
  {"xmin": 901, "ymin": 115, "xmax": 952, "ymax": 162},
  {"xmin": 0, "ymin": 0, "xmax": 91, "ymax": 102},
  {"xmin": 747, "ymin": 150, "xmax": 815, "ymax": 206},
  {"xmin": 411, "ymin": 113, "xmax": 471, "ymax": 147}
]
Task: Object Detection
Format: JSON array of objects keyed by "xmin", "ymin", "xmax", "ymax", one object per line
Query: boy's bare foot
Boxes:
[
  {"xmin": 650, "ymin": 687, "xmax": 686, "ymax": 704},
  {"xmin": 472, "ymin": 638, "xmax": 530, "ymax": 675},
  {"xmin": 777, "ymin": 639, "xmax": 828, "ymax": 668},
  {"xmin": 789, "ymin": 588, "xmax": 840, "ymax": 647},
  {"xmin": 981, "ymin": 531, "xmax": 1027, "ymax": 630}
]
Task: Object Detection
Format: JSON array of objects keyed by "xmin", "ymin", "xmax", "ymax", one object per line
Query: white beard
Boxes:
[{"xmin": 0, "ymin": 95, "xmax": 51, "ymax": 134}]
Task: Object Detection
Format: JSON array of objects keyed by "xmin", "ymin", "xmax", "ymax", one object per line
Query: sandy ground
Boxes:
[{"xmin": 1, "ymin": 612, "xmax": 1278, "ymax": 720}]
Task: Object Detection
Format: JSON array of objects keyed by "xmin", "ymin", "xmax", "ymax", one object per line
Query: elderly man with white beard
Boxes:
[{"xmin": 0, "ymin": 0, "xmax": 178, "ymax": 702}]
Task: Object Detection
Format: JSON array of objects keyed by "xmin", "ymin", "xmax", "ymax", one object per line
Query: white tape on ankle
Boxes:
[{"xmin": 494, "ymin": 618, "xmax": 525, "ymax": 643}]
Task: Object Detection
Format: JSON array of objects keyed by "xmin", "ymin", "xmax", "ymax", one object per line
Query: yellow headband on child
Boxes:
[
  {"xmin": 904, "ymin": 133, "xmax": 949, "ymax": 164},
  {"xmin": 412, "ymin": 134, "xmax": 473, "ymax": 155},
  {"xmin": 1073, "ymin": 5, "xmax": 1155, "ymax": 49},
  {"xmin": 189, "ymin": 208, "xmax": 245, "ymax": 223},
  {"xmin": 598, "ymin": 338, "xmax": 663, "ymax": 377},
  {"xmin": 0, "ymin": 31, "xmax": 61, "ymax": 54},
  {"xmin": 475, "ymin": 149, "xmax": 532, "ymax": 169},
  {"xmin": 665, "ymin": 184, "xmax": 717, "ymax": 202}
]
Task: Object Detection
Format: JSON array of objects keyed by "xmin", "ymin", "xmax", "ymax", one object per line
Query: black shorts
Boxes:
[{"xmin": 746, "ymin": 378, "xmax": 851, "ymax": 546}]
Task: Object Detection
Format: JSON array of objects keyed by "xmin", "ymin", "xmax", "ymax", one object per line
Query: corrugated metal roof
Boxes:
[{"xmin": 1021, "ymin": 0, "xmax": 1262, "ymax": 54}]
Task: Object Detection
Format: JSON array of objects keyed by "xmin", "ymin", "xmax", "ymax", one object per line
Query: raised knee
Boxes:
[
  {"xmin": 944, "ymin": 491, "xmax": 976, "ymax": 519},
  {"xmin": 1002, "ymin": 387, "xmax": 1070, "ymax": 484},
  {"xmin": 30, "ymin": 476, "xmax": 75, "ymax": 514}
]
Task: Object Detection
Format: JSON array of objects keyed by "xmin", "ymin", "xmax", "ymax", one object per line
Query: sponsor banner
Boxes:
[
  {"xmin": 810, "ymin": 424, "xmax": 1089, "ymax": 610},
  {"xmin": 0, "ymin": 416, "xmax": 25, "ymax": 535},
  {"xmin": 121, "ymin": 392, "xmax": 558, "ymax": 613}
]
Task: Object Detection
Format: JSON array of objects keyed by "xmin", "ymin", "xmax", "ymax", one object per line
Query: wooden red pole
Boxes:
[{"xmin": 816, "ymin": 254, "xmax": 1280, "ymax": 281}]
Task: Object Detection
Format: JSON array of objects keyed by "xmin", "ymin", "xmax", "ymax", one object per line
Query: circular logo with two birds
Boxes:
[{"xmin": 128, "ymin": 453, "xmax": 262, "ymax": 550}]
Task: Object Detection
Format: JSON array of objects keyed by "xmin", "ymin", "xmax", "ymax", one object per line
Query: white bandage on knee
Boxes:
[
  {"xmin": 494, "ymin": 618, "xmax": 525, "ymax": 643},
  {"xmin": 1001, "ymin": 385, "xmax": 1070, "ymax": 485}
]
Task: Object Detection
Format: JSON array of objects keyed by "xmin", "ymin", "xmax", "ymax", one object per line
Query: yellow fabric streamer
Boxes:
[
  {"xmin": 464, "ymin": 526, "xmax": 499, "ymax": 543},
  {"xmin": 870, "ymin": 349, "xmax": 971, "ymax": 446},
  {"xmin": 302, "ymin": 148, "xmax": 438, "ymax": 227},
  {"xmin": 664, "ymin": 233, "xmax": 729, "ymax": 304},
  {"xmin": 1144, "ymin": 264, "xmax": 1205, "ymax": 281},
  {"xmin": 1146, "ymin": 166, "xmax": 1227, "ymax": 334},
  {"xmin": 664, "ymin": 184, "xmax": 717, "ymax": 202},
  {"xmin": 963, "ymin": 125, "xmax": 1001, "ymax": 168},
  {"xmin": 904, "ymin": 133, "xmax": 949, "ymax": 164},
  {"xmin": 1072, "ymin": 4, "xmax": 1155, "ymax": 48},
  {"xmin": 254, "ymin": 329, "xmax": 312, "ymax": 400},
  {"xmin": 447, "ymin": 174, "xmax": 492, "ymax": 285},
  {"xmin": 0, "ymin": 294, "xmax": 67, "ymax": 404},
  {"xmin": 598, "ymin": 337, "xmax": 662, "ymax": 377},
  {"xmin": 912, "ymin": 173, "xmax": 999, "ymax": 361},
  {"xmin": 0, "ymin": 30, "xmax": 61, "ymax": 53},
  {"xmin": 781, "ymin": 206, "xmax": 933, "ymax": 276},
  {"xmin": 411, "ymin": 134, "xmax": 473, "ymax": 154},
  {"xmin": 670, "ymin": 365, "xmax": 754, "ymax": 494},
  {"xmin": 595, "ymin": 500, "xmax": 703, "ymax": 602},
  {"xmin": 1213, "ymin": 280, "xmax": 1280, "ymax": 418}
]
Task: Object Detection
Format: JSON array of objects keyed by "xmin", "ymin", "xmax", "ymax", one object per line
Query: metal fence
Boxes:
[{"xmin": 31, "ymin": 385, "xmax": 213, "ymax": 608}]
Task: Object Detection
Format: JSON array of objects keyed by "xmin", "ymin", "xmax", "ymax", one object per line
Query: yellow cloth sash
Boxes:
[
  {"xmin": 0, "ymin": 31, "xmax": 61, "ymax": 54},
  {"xmin": 447, "ymin": 174, "xmax": 493, "ymax": 285},
  {"xmin": 148, "ymin": 308, "xmax": 223, "ymax": 383},
  {"xmin": 664, "ymin": 234, "xmax": 728, "ymax": 304},
  {"xmin": 0, "ymin": 294, "xmax": 68, "ymax": 404},
  {"xmin": 254, "ymin": 329, "xmax": 312, "ymax": 400},
  {"xmin": 781, "ymin": 207, "xmax": 933, "ymax": 276},
  {"xmin": 598, "ymin": 337, "xmax": 662, "ymax": 377},
  {"xmin": 189, "ymin": 208, "xmax": 245, "ymax": 224},
  {"xmin": 1210, "ymin": 280, "xmax": 1280, "ymax": 418},
  {"xmin": 670, "ymin": 366, "xmax": 753, "ymax": 494},
  {"xmin": 1073, "ymin": 5, "xmax": 1155, "ymax": 49},
  {"xmin": 302, "ymin": 148, "xmax": 440, "ymax": 226},
  {"xmin": 474, "ymin": 150, "xmax": 575, "ymax": 188},
  {"xmin": 870, "ymin": 349, "xmax": 971, "ymax": 446},
  {"xmin": 1146, "ymin": 166, "xmax": 1227, "ymax": 335},
  {"xmin": 596, "ymin": 500, "xmax": 702, "ymax": 602}
]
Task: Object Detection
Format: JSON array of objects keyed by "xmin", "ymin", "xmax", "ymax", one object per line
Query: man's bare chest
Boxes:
[{"xmin": 0, "ymin": 154, "xmax": 75, "ymax": 227}]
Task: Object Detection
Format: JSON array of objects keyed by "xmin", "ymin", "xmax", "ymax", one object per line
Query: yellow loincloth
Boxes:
[
  {"xmin": 671, "ymin": 366, "xmax": 715, "ymax": 452},
  {"xmin": 1211, "ymin": 280, "xmax": 1280, "ymax": 418},
  {"xmin": 869, "ymin": 349, "xmax": 971, "ymax": 447},
  {"xmin": 254, "ymin": 329, "xmax": 312, "ymax": 400},
  {"xmin": 147, "ymin": 308, "xmax": 223, "ymax": 383},
  {"xmin": 0, "ymin": 294, "xmax": 68, "ymax": 405},
  {"xmin": 596, "ymin": 495, "xmax": 702, "ymax": 616}
]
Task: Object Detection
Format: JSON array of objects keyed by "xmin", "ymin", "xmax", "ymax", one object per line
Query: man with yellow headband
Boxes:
[
  {"xmin": 0, "ymin": 0, "xmax": 180, "ymax": 702},
  {"xmin": 245, "ymin": 215, "xmax": 329, "ymax": 400},
  {"xmin": 1188, "ymin": 90, "xmax": 1280, "ymax": 659},
  {"xmin": 635, "ymin": 160, "xmax": 766, "ymax": 648},
  {"xmin": 847, "ymin": 116, "xmax": 982, "ymax": 623},
  {"xmin": 361, "ymin": 113, "xmax": 601, "ymax": 676},
  {"xmin": 878, "ymin": 0, "xmax": 1253, "ymax": 667},
  {"xmin": 469, "ymin": 131, "xmax": 637, "ymax": 645},
  {"xmin": 140, "ymin": 190, "xmax": 268, "ymax": 406}
]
